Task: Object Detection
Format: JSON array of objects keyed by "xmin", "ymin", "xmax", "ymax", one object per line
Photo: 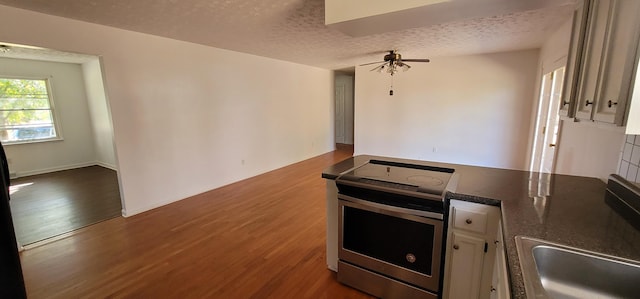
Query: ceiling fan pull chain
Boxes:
[{"xmin": 390, "ymin": 74, "xmax": 394, "ymax": 96}]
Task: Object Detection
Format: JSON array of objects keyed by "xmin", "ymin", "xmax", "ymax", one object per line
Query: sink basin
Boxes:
[{"xmin": 515, "ymin": 236, "xmax": 640, "ymax": 299}]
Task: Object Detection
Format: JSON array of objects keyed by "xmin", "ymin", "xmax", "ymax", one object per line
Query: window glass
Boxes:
[{"xmin": 0, "ymin": 78, "xmax": 59, "ymax": 144}]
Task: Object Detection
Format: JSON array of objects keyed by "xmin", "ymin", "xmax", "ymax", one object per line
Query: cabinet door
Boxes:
[
  {"xmin": 560, "ymin": 0, "xmax": 590, "ymax": 117},
  {"xmin": 490, "ymin": 223, "xmax": 510, "ymax": 299},
  {"xmin": 575, "ymin": 0, "xmax": 613, "ymax": 120},
  {"xmin": 592, "ymin": 0, "xmax": 640, "ymax": 124},
  {"xmin": 447, "ymin": 232, "xmax": 486, "ymax": 299}
]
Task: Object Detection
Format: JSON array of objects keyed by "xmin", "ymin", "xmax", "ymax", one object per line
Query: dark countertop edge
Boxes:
[
  {"xmin": 321, "ymin": 173, "xmax": 338, "ymax": 180},
  {"xmin": 445, "ymin": 192, "xmax": 501, "ymax": 207}
]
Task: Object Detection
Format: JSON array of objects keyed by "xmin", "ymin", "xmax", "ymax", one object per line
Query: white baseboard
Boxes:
[
  {"xmin": 121, "ymin": 196, "xmax": 184, "ymax": 218},
  {"xmin": 95, "ymin": 161, "xmax": 117, "ymax": 171},
  {"xmin": 13, "ymin": 161, "xmax": 118, "ymax": 178}
]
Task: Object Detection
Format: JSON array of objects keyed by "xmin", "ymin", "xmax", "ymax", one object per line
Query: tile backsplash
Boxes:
[{"xmin": 619, "ymin": 135, "xmax": 640, "ymax": 182}]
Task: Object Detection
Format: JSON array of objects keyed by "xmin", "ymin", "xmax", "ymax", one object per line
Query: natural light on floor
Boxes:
[{"xmin": 9, "ymin": 182, "xmax": 33, "ymax": 195}]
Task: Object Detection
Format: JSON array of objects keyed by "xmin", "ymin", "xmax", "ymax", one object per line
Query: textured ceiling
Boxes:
[{"xmin": 0, "ymin": 0, "xmax": 575, "ymax": 70}]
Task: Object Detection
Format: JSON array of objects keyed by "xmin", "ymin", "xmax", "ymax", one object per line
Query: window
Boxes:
[{"xmin": 0, "ymin": 78, "xmax": 60, "ymax": 144}]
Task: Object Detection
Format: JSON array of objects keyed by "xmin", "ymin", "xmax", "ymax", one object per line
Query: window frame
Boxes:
[{"xmin": 0, "ymin": 76, "xmax": 64, "ymax": 145}]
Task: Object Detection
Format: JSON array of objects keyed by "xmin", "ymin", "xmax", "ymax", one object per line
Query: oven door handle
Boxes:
[{"xmin": 338, "ymin": 194, "xmax": 444, "ymax": 220}]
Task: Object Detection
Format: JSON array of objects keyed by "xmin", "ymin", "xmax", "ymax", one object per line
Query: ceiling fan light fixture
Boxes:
[
  {"xmin": 361, "ymin": 50, "xmax": 428, "ymax": 76},
  {"xmin": 360, "ymin": 50, "xmax": 429, "ymax": 95},
  {"xmin": 385, "ymin": 62, "xmax": 398, "ymax": 75}
]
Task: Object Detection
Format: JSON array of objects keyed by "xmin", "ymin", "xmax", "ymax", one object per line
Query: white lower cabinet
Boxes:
[
  {"xmin": 444, "ymin": 200, "xmax": 501, "ymax": 299},
  {"xmin": 447, "ymin": 232, "xmax": 486, "ymax": 298},
  {"xmin": 490, "ymin": 221, "xmax": 510, "ymax": 299}
]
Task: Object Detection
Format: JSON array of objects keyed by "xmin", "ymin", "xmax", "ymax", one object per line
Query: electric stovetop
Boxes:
[{"xmin": 337, "ymin": 159, "xmax": 457, "ymax": 197}]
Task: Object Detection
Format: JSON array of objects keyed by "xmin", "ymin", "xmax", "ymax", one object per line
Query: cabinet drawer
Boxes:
[{"xmin": 452, "ymin": 207, "xmax": 488, "ymax": 234}]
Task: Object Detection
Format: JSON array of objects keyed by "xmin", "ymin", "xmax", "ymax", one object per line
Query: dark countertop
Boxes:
[{"xmin": 323, "ymin": 155, "xmax": 640, "ymax": 299}]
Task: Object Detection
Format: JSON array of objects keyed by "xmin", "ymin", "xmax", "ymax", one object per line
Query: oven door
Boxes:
[{"xmin": 338, "ymin": 194, "xmax": 443, "ymax": 292}]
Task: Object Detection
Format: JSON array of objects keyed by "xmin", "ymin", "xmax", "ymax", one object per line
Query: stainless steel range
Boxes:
[{"xmin": 336, "ymin": 159, "xmax": 458, "ymax": 299}]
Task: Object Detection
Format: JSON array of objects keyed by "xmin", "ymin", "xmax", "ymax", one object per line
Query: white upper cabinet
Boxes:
[
  {"xmin": 560, "ymin": 0, "xmax": 590, "ymax": 118},
  {"xmin": 561, "ymin": 0, "xmax": 640, "ymax": 125},
  {"xmin": 626, "ymin": 57, "xmax": 640, "ymax": 134}
]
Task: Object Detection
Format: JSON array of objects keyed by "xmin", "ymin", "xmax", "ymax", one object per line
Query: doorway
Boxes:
[
  {"xmin": 335, "ymin": 72, "xmax": 354, "ymax": 146},
  {"xmin": 0, "ymin": 43, "xmax": 122, "ymax": 248},
  {"xmin": 530, "ymin": 66, "xmax": 565, "ymax": 174}
]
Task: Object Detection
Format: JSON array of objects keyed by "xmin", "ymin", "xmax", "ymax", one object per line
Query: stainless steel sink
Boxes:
[{"xmin": 515, "ymin": 236, "xmax": 640, "ymax": 299}]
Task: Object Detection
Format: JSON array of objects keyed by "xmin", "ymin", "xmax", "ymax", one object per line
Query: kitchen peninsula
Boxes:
[{"xmin": 323, "ymin": 155, "xmax": 640, "ymax": 298}]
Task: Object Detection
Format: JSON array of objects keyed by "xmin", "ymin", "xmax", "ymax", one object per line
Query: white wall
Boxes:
[
  {"xmin": 354, "ymin": 50, "xmax": 539, "ymax": 170},
  {"xmin": 82, "ymin": 59, "xmax": 117, "ymax": 169},
  {"xmin": 0, "ymin": 5, "xmax": 334, "ymax": 216},
  {"xmin": 0, "ymin": 57, "xmax": 96, "ymax": 176},
  {"xmin": 539, "ymin": 19, "xmax": 572, "ymax": 74},
  {"xmin": 555, "ymin": 121, "xmax": 624, "ymax": 181}
]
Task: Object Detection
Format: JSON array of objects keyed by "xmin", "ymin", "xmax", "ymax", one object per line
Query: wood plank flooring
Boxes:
[
  {"xmin": 19, "ymin": 146, "xmax": 375, "ymax": 298},
  {"xmin": 10, "ymin": 166, "xmax": 122, "ymax": 245}
]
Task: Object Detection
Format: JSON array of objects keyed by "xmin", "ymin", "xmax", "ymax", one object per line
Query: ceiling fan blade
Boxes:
[
  {"xmin": 401, "ymin": 58, "xmax": 430, "ymax": 63},
  {"xmin": 370, "ymin": 64, "xmax": 386, "ymax": 72},
  {"xmin": 359, "ymin": 61, "xmax": 385, "ymax": 66},
  {"xmin": 399, "ymin": 62, "xmax": 411, "ymax": 71}
]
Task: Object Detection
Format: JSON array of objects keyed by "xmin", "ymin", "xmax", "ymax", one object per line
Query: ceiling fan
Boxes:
[
  {"xmin": 360, "ymin": 50, "xmax": 430, "ymax": 95},
  {"xmin": 360, "ymin": 50, "xmax": 430, "ymax": 76}
]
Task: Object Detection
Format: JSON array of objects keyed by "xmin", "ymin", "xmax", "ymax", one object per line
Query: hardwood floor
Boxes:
[
  {"xmin": 10, "ymin": 166, "xmax": 122, "ymax": 245},
  {"xmin": 19, "ymin": 146, "xmax": 374, "ymax": 298}
]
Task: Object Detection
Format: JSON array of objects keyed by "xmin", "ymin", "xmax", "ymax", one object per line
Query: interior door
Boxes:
[
  {"xmin": 530, "ymin": 67, "xmax": 565, "ymax": 174},
  {"xmin": 335, "ymin": 83, "xmax": 346, "ymax": 144},
  {"xmin": 530, "ymin": 72, "xmax": 553, "ymax": 173},
  {"xmin": 541, "ymin": 67, "xmax": 565, "ymax": 173},
  {"xmin": 334, "ymin": 74, "xmax": 354, "ymax": 145}
]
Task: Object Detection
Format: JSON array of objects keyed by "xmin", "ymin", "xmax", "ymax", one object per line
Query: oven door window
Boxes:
[{"xmin": 343, "ymin": 205, "xmax": 435, "ymax": 275}]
